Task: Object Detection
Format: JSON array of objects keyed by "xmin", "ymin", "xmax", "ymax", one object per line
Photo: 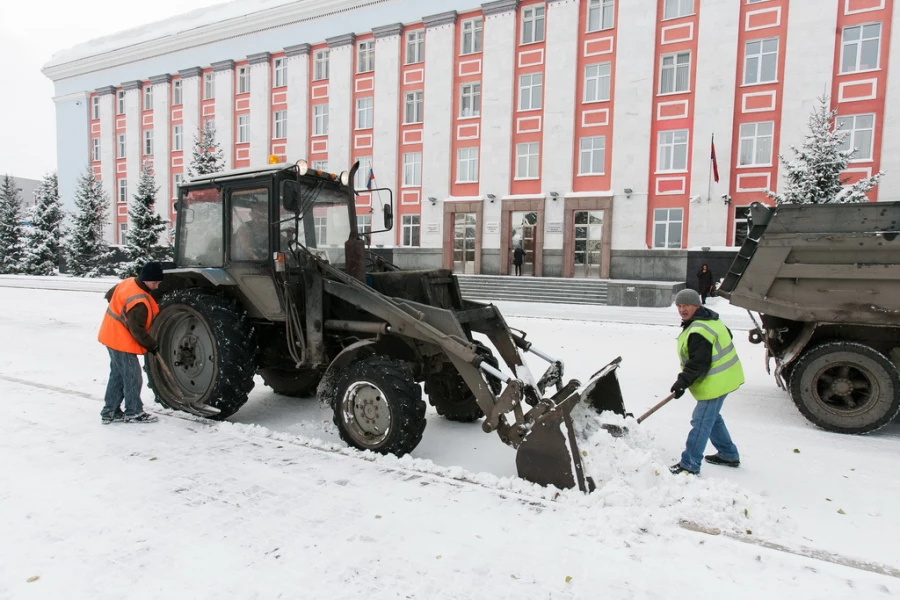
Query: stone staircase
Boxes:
[{"xmin": 455, "ymin": 274, "xmax": 608, "ymax": 306}]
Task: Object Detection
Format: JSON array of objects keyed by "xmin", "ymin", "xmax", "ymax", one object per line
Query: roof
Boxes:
[{"xmin": 184, "ymin": 162, "xmax": 293, "ymax": 185}]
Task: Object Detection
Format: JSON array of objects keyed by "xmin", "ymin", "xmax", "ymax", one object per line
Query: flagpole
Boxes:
[{"xmin": 708, "ymin": 134, "xmax": 713, "ymax": 202}]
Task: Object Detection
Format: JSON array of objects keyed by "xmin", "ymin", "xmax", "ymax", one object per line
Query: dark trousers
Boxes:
[
  {"xmin": 514, "ymin": 263, "xmax": 522, "ymax": 276},
  {"xmin": 102, "ymin": 348, "xmax": 145, "ymax": 418}
]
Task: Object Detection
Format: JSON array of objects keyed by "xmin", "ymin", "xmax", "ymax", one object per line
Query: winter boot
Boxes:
[
  {"xmin": 704, "ymin": 454, "xmax": 740, "ymax": 468},
  {"xmin": 123, "ymin": 412, "xmax": 159, "ymax": 424},
  {"xmin": 101, "ymin": 411, "xmax": 125, "ymax": 425},
  {"xmin": 669, "ymin": 463, "xmax": 698, "ymax": 475}
]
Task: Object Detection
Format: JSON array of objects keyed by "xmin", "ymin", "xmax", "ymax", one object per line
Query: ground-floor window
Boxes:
[
  {"xmin": 733, "ymin": 206, "xmax": 751, "ymax": 247},
  {"xmin": 402, "ymin": 214, "xmax": 420, "ymax": 247},
  {"xmin": 652, "ymin": 207, "xmax": 683, "ymax": 248}
]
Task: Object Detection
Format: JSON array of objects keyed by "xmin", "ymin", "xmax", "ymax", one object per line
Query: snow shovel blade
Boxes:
[
  {"xmin": 516, "ymin": 393, "xmax": 594, "ymax": 493},
  {"xmin": 580, "ymin": 357, "xmax": 628, "ymax": 417}
]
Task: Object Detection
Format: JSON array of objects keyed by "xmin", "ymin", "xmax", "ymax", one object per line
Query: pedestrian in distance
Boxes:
[
  {"xmin": 513, "ymin": 245, "xmax": 525, "ymax": 276},
  {"xmin": 697, "ymin": 263, "xmax": 714, "ymax": 305},
  {"xmin": 97, "ymin": 261, "xmax": 165, "ymax": 424},
  {"xmin": 668, "ymin": 288, "xmax": 744, "ymax": 475}
]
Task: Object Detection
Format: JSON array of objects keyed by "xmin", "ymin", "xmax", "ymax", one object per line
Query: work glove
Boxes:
[
  {"xmin": 670, "ymin": 379, "xmax": 687, "ymax": 399},
  {"xmin": 147, "ymin": 345, "xmax": 160, "ymax": 355}
]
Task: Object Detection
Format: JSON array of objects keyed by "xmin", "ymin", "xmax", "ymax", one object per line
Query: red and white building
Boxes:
[{"xmin": 43, "ymin": 0, "xmax": 900, "ymax": 278}]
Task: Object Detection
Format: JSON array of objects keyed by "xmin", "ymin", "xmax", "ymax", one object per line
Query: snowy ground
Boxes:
[{"xmin": 1, "ymin": 279, "xmax": 899, "ymax": 599}]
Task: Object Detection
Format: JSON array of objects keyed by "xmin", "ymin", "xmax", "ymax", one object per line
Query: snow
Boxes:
[{"xmin": 2, "ymin": 281, "xmax": 899, "ymax": 598}]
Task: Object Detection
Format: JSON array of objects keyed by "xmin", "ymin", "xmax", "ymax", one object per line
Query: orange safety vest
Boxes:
[{"xmin": 97, "ymin": 278, "xmax": 160, "ymax": 354}]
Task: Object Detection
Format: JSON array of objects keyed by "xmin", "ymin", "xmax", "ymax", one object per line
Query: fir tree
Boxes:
[
  {"xmin": 188, "ymin": 121, "xmax": 225, "ymax": 178},
  {"xmin": 768, "ymin": 95, "xmax": 883, "ymax": 205},
  {"xmin": 0, "ymin": 175, "xmax": 25, "ymax": 274},
  {"xmin": 65, "ymin": 166, "xmax": 114, "ymax": 277},
  {"xmin": 118, "ymin": 162, "xmax": 171, "ymax": 278},
  {"xmin": 21, "ymin": 172, "xmax": 65, "ymax": 276}
]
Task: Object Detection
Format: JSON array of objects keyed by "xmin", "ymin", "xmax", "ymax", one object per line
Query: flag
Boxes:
[
  {"xmin": 710, "ymin": 134, "xmax": 720, "ymax": 183},
  {"xmin": 366, "ymin": 168, "xmax": 375, "ymax": 190}
]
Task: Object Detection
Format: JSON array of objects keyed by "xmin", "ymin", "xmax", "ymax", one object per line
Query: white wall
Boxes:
[
  {"xmin": 372, "ymin": 31, "xmax": 401, "ymax": 247},
  {"xmin": 53, "ymin": 92, "xmax": 91, "ymax": 215},
  {"xmin": 879, "ymin": 3, "xmax": 900, "ymax": 203},
  {"xmin": 328, "ymin": 42, "xmax": 353, "ymax": 173},
  {"xmin": 124, "ymin": 86, "xmax": 142, "ymax": 232},
  {"xmin": 286, "ymin": 49, "xmax": 310, "ymax": 162},
  {"xmin": 151, "ymin": 80, "xmax": 171, "ymax": 223},
  {"xmin": 250, "ymin": 58, "xmax": 271, "ymax": 165},
  {"xmin": 98, "ymin": 92, "xmax": 116, "ymax": 243},
  {"xmin": 214, "ymin": 67, "xmax": 235, "ymax": 169},
  {"xmin": 181, "ymin": 74, "xmax": 200, "ymax": 177}
]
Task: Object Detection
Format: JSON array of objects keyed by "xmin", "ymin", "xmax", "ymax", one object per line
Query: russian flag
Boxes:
[
  {"xmin": 710, "ymin": 134, "xmax": 720, "ymax": 184},
  {"xmin": 366, "ymin": 168, "xmax": 375, "ymax": 190}
]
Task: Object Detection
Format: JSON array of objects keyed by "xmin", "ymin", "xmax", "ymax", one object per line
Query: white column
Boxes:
[
  {"xmin": 285, "ymin": 44, "xmax": 311, "ymax": 162},
  {"xmin": 686, "ymin": 0, "xmax": 740, "ymax": 248},
  {"xmin": 212, "ymin": 60, "xmax": 235, "ymax": 170},
  {"xmin": 249, "ymin": 52, "xmax": 272, "ymax": 166},
  {"xmin": 372, "ymin": 23, "xmax": 403, "ymax": 247},
  {"xmin": 178, "ymin": 67, "xmax": 202, "ymax": 178},
  {"xmin": 877, "ymin": 5, "xmax": 900, "ymax": 202},
  {"xmin": 326, "ymin": 34, "xmax": 355, "ymax": 173},
  {"xmin": 421, "ymin": 11, "xmax": 457, "ymax": 249},
  {"xmin": 123, "ymin": 80, "xmax": 142, "ymax": 219},
  {"xmin": 97, "ymin": 86, "xmax": 117, "ymax": 244},
  {"xmin": 150, "ymin": 74, "xmax": 172, "ymax": 226},
  {"xmin": 542, "ymin": 0, "xmax": 580, "ymax": 252}
]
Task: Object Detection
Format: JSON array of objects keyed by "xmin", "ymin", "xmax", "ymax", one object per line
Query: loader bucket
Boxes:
[{"xmin": 580, "ymin": 357, "xmax": 628, "ymax": 417}]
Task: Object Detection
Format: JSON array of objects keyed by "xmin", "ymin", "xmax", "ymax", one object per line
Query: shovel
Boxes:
[
  {"xmin": 600, "ymin": 392, "xmax": 677, "ymax": 437},
  {"xmin": 151, "ymin": 352, "xmax": 221, "ymax": 418}
]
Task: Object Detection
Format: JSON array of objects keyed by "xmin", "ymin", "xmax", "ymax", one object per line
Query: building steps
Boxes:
[{"xmin": 455, "ymin": 274, "xmax": 608, "ymax": 306}]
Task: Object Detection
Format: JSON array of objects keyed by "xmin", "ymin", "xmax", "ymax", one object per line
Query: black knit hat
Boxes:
[{"xmin": 139, "ymin": 262, "xmax": 164, "ymax": 282}]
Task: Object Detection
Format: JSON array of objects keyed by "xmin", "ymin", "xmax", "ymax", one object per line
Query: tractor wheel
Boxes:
[
  {"xmin": 331, "ymin": 355, "xmax": 426, "ymax": 456},
  {"xmin": 259, "ymin": 368, "xmax": 322, "ymax": 398},
  {"xmin": 147, "ymin": 289, "xmax": 257, "ymax": 420},
  {"xmin": 424, "ymin": 342, "xmax": 502, "ymax": 423},
  {"xmin": 789, "ymin": 341, "xmax": 900, "ymax": 434}
]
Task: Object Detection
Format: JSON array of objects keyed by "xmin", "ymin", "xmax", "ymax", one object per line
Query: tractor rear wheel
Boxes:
[
  {"xmin": 424, "ymin": 342, "xmax": 502, "ymax": 422},
  {"xmin": 259, "ymin": 368, "xmax": 322, "ymax": 398}
]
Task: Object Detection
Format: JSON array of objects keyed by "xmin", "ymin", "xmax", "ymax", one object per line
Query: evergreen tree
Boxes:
[
  {"xmin": 0, "ymin": 175, "xmax": 25, "ymax": 274},
  {"xmin": 188, "ymin": 122, "xmax": 225, "ymax": 178},
  {"xmin": 118, "ymin": 162, "xmax": 171, "ymax": 278},
  {"xmin": 21, "ymin": 172, "xmax": 65, "ymax": 276},
  {"xmin": 65, "ymin": 166, "xmax": 114, "ymax": 277},
  {"xmin": 768, "ymin": 95, "xmax": 883, "ymax": 205}
]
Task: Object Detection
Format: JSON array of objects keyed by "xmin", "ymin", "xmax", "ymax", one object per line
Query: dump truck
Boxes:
[
  {"xmin": 717, "ymin": 200, "xmax": 900, "ymax": 434},
  {"xmin": 146, "ymin": 159, "xmax": 627, "ymax": 491}
]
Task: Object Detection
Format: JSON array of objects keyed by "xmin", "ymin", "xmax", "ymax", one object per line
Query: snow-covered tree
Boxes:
[
  {"xmin": 118, "ymin": 162, "xmax": 171, "ymax": 278},
  {"xmin": 0, "ymin": 175, "xmax": 25, "ymax": 274},
  {"xmin": 65, "ymin": 166, "xmax": 114, "ymax": 277},
  {"xmin": 768, "ymin": 95, "xmax": 883, "ymax": 205},
  {"xmin": 188, "ymin": 122, "xmax": 225, "ymax": 178},
  {"xmin": 21, "ymin": 172, "xmax": 65, "ymax": 276}
]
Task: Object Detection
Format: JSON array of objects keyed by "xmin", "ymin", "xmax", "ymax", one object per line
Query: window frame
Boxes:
[
  {"xmin": 652, "ymin": 207, "xmax": 684, "ymax": 249},
  {"xmin": 515, "ymin": 142, "xmax": 540, "ymax": 180},
  {"xmin": 204, "ymin": 72, "xmax": 215, "ymax": 100},
  {"xmin": 404, "ymin": 90, "xmax": 424, "ymax": 124},
  {"xmin": 457, "ymin": 147, "xmax": 479, "ymax": 183},
  {"xmin": 518, "ymin": 72, "xmax": 543, "ymax": 111},
  {"xmin": 92, "ymin": 96, "xmax": 100, "ymax": 119},
  {"xmin": 312, "ymin": 160, "xmax": 329, "ymax": 171},
  {"xmin": 578, "ymin": 136, "xmax": 606, "ymax": 175},
  {"xmin": 314, "ymin": 50, "xmax": 330, "ymax": 81},
  {"xmin": 663, "ymin": 0, "xmax": 694, "ymax": 20},
  {"xmin": 733, "ymin": 205, "xmax": 752, "ymax": 248},
  {"xmin": 743, "ymin": 37, "xmax": 779, "ymax": 85},
  {"xmin": 92, "ymin": 138, "xmax": 101, "ymax": 162},
  {"xmin": 402, "ymin": 214, "xmax": 421, "ymax": 247},
  {"xmin": 273, "ymin": 57, "xmax": 287, "ymax": 88},
  {"xmin": 143, "ymin": 130, "xmax": 154, "ymax": 156},
  {"xmin": 587, "ymin": 0, "xmax": 615, "ymax": 32},
  {"xmin": 118, "ymin": 178, "xmax": 128, "ymax": 204},
  {"xmin": 172, "ymin": 174, "xmax": 183, "ymax": 199},
  {"xmin": 173, "ymin": 125, "xmax": 183, "ymax": 151},
  {"xmin": 117, "ymin": 133, "xmax": 126, "ymax": 159},
  {"xmin": 143, "ymin": 86, "xmax": 153, "ymax": 111},
  {"xmin": 357, "ymin": 40, "xmax": 375, "ymax": 74},
  {"xmin": 840, "ymin": 22, "xmax": 882, "ymax": 74},
  {"xmin": 356, "ymin": 97, "xmax": 374, "ymax": 130},
  {"xmin": 313, "ymin": 103, "xmax": 329, "ymax": 136},
  {"xmin": 119, "ymin": 222, "xmax": 128, "ymax": 245},
  {"xmin": 354, "ymin": 156, "xmax": 374, "ymax": 190},
  {"xmin": 737, "ymin": 121, "xmax": 774, "ymax": 167},
  {"xmin": 117, "ymin": 90, "xmax": 125, "ymax": 115},
  {"xmin": 402, "ymin": 151, "xmax": 422, "ymax": 187},
  {"xmin": 237, "ymin": 114, "xmax": 250, "ymax": 144},
  {"xmin": 659, "ymin": 51, "xmax": 691, "ymax": 95},
  {"xmin": 583, "ymin": 62, "xmax": 611, "ymax": 103},
  {"xmin": 521, "ymin": 5, "xmax": 545, "ymax": 45},
  {"xmin": 460, "ymin": 82, "xmax": 482, "ymax": 118},
  {"xmin": 836, "ymin": 113, "xmax": 876, "ymax": 162},
  {"xmin": 406, "ymin": 30, "xmax": 425, "ymax": 65},
  {"xmin": 172, "ymin": 80, "xmax": 183, "ymax": 105},
  {"xmin": 237, "ymin": 66, "xmax": 250, "ymax": 94},
  {"xmin": 461, "ymin": 17, "xmax": 484, "ymax": 55},
  {"xmin": 273, "ymin": 110, "xmax": 287, "ymax": 140},
  {"xmin": 657, "ymin": 129, "xmax": 689, "ymax": 173}
]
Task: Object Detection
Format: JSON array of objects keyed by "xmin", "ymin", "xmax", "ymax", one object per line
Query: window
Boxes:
[
  {"xmin": 518, "ymin": 73, "xmax": 543, "ymax": 111},
  {"xmin": 743, "ymin": 38, "xmax": 779, "ymax": 84},
  {"xmin": 92, "ymin": 97, "xmax": 100, "ymax": 120},
  {"xmin": 357, "ymin": 214, "xmax": 372, "ymax": 239},
  {"xmin": 516, "ymin": 142, "xmax": 540, "ymax": 179},
  {"xmin": 204, "ymin": 72, "xmax": 215, "ymax": 99},
  {"xmin": 663, "ymin": 0, "xmax": 693, "ymax": 19},
  {"xmin": 354, "ymin": 156, "xmax": 373, "ymax": 190},
  {"xmin": 117, "ymin": 90, "xmax": 125, "ymax": 115},
  {"xmin": 357, "ymin": 40, "xmax": 375, "ymax": 73},
  {"xmin": 173, "ymin": 125, "xmax": 183, "ymax": 151},
  {"xmin": 579, "ymin": 136, "xmax": 606, "ymax": 175},
  {"xmin": 837, "ymin": 114, "xmax": 875, "ymax": 160},
  {"xmin": 584, "ymin": 63, "xmax": 611, "ymax": 102},
  {"xmin": 312, "ymin": 160, "xmax": 329, "ymax": 171},
  {"xmin": 457, "ymin": 147, "xmax": 479, "ymax": 183},
  {"xmin": 173, "ymin": 80, "xmax": 182, "ymax": 105},
  {"xmin": 144, "ymin": 86, "xmax": 153, "ymax": 110},
  {"xmin": 653, "ymin": 208, "xmax": 683, "ymax": 248},
  {"xmin": 733, "ymin": 206, "xmax": 751, "ymax": 247},
  {"xmin": 238, "ymin": 67, "xmax": 250, "ymax": 94},
  {"xmin": 273, "ymin": 110, "xmax": 287, "ymax": 139},
  {"xmin": 313, "ymin": 103, "xmax": 329, "ymax": 136},
  {"xmin": 238, "ymin": 115, "xmax": 250, "ymax": 144},
  {"xmin": 144, "ymin": 130, "xmax": 154, "ymax": 156},
  {"xmin": 461, "ymin": 18, "xmax": 483, "ymax": 55},
  {"xmin": 118, "ymin": 179, "xmax": 128, "ymax": 204},
  {"xmin": 460, "ymin": 82, "xmax": 481, "ymax": 117},
  {"xmin": 314, "ymin": 215, "xmax": 328, "ymax": 245},
  {"xmin": 402, "ymin": 214, "xmax": 420, "ymax": 247},
  {"xmin": 521, "ymin": 5, "xmax": 545, "ymax": 44},
  {"xmin": 657, "ymin": 129, "xmax": 689, "ymax": 172},
  {"xmin": 403, "ymin": 152, "xmax": 422, "ymax": 187},
  {"xmin": 173, "ymin": 174, "xmax": 183, "ymax": 199},
  {"xmin": 119, "ymin": 222, "xmax": 128, "ymax": 245},
  {"xmin": 92, "ymin": 138, "xmax": 101, "ymax": 162},
  {"xmin": 274, "ymin": 58, "xmax": 287, "ymax": 87},
  {"xmin": 738, "ymin": 121, "xmax": 774, "ymax": 166},
  {"xmin": 587, "ymin": 0, "xmax": 615, "ymax": 32},
  {"xmin": 659, "ymin": 52, "xmax": 691, "ymax": 94},
  {"xmin": 204, "ymin": 119, "xmax": 215, "ymax": 133},
  {"xmin": 406, "ymin": 30, "xmax": 424, "ymax": 64},
  {"xmin": 841, "ymin": 23, "xmax": 881, "ymax": 74},
  {"xmin": 314, "ymin": 50, "xmax": 329, "ymax": 80},
  {"xmin": 405, "ymin": 91, "xmax": 424, "ymax": 124},
  {"xmin": 117, "ymin": 134, "xmax": 126, "ymax": 159},
  {"xmin": 356, "ymin": 97, "xmax": 373, "ymax": 130}
]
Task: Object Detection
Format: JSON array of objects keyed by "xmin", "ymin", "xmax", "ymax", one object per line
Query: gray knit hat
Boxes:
[{"xmin": 674, "ymin": 288, "xmax": 702, "ymax": 307}]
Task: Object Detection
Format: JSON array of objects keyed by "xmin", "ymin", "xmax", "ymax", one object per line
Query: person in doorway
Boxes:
[
  {"xmin": 96, "ymin": 262, "xmax": 164, "ymax": 424},
  {"xmin": 513, "ymin": 245, "xmax": 525, "ymax": 276},
  {"xmin": 233, "ymin": 200, "xmax": 269, "ymax": 260},
  {"xmin": 668, "ymin": 288, "xmax": 744, "ymax": 475},
  {"xmin": 697, "ymin": 263, "xmax": 714, "ymax": 305}
]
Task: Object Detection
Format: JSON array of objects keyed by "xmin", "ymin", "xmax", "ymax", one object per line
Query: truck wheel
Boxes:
[
  {"xmin": 789, "ymin": 341, "xmax": 900, "ymax": 434},
  {"xmin": 424, "ymin": 343, "xmax": 502, "ymax": 422},
  {"xmin": 148, "ymin": 289, "xmax": 257, "ymax": 420},
  {"xmin": 332, "ymin": 355, "xmax": 426, "ymax": 456},
  {"xmin": 259, "ymin": 368, "xmax": 321, "ymax": 398}
]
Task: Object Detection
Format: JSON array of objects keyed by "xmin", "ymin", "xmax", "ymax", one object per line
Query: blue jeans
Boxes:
[
  {"xmin": 680, "ymin": 394, "xmax": 739, "ymax": 473},
  {"xmin": 102, "ymin": 348, "xmax": 145, "ymax": 418}
]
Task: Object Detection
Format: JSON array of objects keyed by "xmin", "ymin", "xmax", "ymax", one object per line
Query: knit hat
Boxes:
[
  {"xmin": 139, "ymin": 262, "xmax": 164, "ymax": 282},
  {"xmin": 674, "ymin": 288, "xmax": 702, "ymax": 307}
]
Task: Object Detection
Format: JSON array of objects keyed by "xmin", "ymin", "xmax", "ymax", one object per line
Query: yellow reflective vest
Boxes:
[{"xmin": 677, "ymin": 318, "xmax": 745, "ymax": 401}]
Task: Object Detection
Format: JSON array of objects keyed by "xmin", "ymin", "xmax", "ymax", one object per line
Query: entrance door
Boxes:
[
  {"xmin": 573, "ymin": 210, "xmax": 603, "ymax": 278},
  {"xmin": 510, "ymin": 211, "xmax": 537, "ymax": 275},
  {"xmin": 453, "ymin": 212, "xmax": 477, "ymax": 274}
]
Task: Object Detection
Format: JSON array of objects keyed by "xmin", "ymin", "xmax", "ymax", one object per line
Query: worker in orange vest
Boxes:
[{"xmin": 97, "ymin": 262, "xmax": 164, "ymax": 424}]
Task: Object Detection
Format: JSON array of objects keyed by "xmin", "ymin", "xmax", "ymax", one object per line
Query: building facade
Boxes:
[{"xmin": 43, "ymin": 0, "xmax": 899, "ymax": 277}]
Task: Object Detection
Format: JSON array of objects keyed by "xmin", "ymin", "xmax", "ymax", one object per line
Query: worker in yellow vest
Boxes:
[
  {"xmin": 668, "ymin": 288, "xmax": 744, "ymax": 475},
  {"xmin": 97, "ymin": 262, "xmax": 164, "ymax": 424}
]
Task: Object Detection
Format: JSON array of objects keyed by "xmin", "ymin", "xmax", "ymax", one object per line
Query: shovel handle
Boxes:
[{"xmin": 636, "ymin": 392, "xmax": 677, "ymax": 424}]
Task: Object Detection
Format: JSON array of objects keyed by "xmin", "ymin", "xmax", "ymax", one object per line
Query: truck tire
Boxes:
[
  {"xmin": 331, "ymin": 355, "xmax": 426, "ymax": 456},
  {"xmin": 259, "ymin": 368, "xmax": 321, "ymax": 398},
  {"xmin": 424, "ymin": 343, "xmax": 502, "ymax": 422},
  {"xmin": 148, "ymin": 289, "xmax": 257, "ymax": 420},
  {"xmin": 789, "ymin": 341, "xmax": 900, "ymax": 434}
]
